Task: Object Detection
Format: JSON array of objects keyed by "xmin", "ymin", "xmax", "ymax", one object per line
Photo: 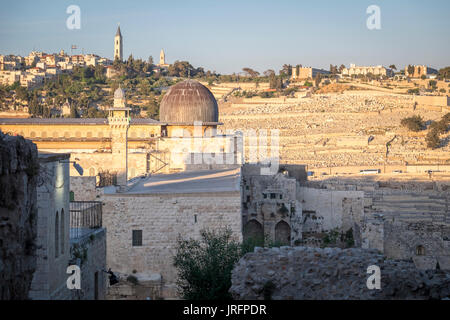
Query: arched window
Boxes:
[
  {"xmin": 30, "ymin": 131, "xmax": 36, "ymax": 138},
  {"xmin": 416, "ymin": 245, "xmax": 425, "ymax": 256},
  {"xmin": 55, "ymin": 211, "xmax": 59, "ymax": 258},
  {"xmin": 60, "ymin": 209, "xmax": 64, "ymax": 255}
]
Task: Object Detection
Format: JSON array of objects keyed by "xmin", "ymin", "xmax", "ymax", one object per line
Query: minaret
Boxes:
[
  {"xmin": 108, "ymin": 86, "xmax": 130, "ymax": 188},
  {"xmin": 114, "ymin": 24, "xmax": 123, "ymax": 61},
  {"xmin": 159, "ymin": 49, "xmax": 165, "ymax": 66}
]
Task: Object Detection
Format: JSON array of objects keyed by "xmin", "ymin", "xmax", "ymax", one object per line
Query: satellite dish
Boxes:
[{"xmin": 73, "ymin": 162, "xmax": 84, "ymax": 176}]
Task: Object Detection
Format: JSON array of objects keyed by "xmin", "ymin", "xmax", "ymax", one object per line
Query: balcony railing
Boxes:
[{"xmin": 70, "ymin": 201, "xmax": 103, "ymax": 239}]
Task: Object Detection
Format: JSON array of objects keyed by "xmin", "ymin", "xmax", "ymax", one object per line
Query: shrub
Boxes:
[
  {"xmin": 407, "ymin": 88, "xmax": 420, "ymax": 95},
  {"xmin": 426, "ymin": 129, "xmax": 440, "ymax": 149},
  {"xmin": 401, "ymin": 115, "xmax": 424, "ymax": 132},
  {"xmin": 429, "ymin": 120, "xmax": 448, "ymax": 134},
  {"xmin": 173, "ymin": 228, "xmax": 241, "ymax": 300},
  {"xmin": 259, "ymin": 91, "xmax": 274, "ymax": 98}
]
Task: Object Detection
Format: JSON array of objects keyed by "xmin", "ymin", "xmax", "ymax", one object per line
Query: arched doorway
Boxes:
[
  {"xmin": 275, "ymin": 221, "xmax": 291, "ymax": 246},
  {"xmin": 243, "ymin": 220, "xmax": 264, "ymax": 244}
]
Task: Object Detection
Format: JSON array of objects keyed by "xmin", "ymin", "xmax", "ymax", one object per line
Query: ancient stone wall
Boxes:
[
  {"xmin": 0, "ymin": 131, "xmax": 38, "ymax": 299},
  {"xmin": 230, "ymin": 246, "xmax": 450, "ymax": 300}
]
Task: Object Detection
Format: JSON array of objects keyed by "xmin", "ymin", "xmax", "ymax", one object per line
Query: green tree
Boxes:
[
  {"xmin": 70, "ymin": 105, "xmax": 79, "ymax": 118},
  {"xmin": 426, "ymin": 129, "xmax": 440, "ymax": 149},
  {"xmin": 173, "ymin": 228, "xmax": 241, "ymax": 300}
]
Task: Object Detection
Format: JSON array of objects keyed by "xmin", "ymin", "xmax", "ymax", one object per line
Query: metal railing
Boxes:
[{"xmin": 70, "ymin": 201, "xmax": 103, "ymax": 239}]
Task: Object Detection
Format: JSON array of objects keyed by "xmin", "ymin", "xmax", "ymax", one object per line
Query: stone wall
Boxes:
[
  {"xmin": 298, "ymin": 187, "xmax": 364, "ymax": 232},
  {"xmin": 70, "ymin": 176, "xmax": 98, "ymax": 201},
  {"xmin": 230, "ymin": 246, "xmax": 450, "ymax": 300},
  {"xmin": 101, "ymin": 191, "xmax": 242, "ymax": 298},
  {"xmin": 29, "ymin": 153, "xmax": 71, "ymax": 300},
  {"xmin": 0, "ymin": 131, "xmax": 38, "ymax": 299},
  {"xmin": 69, "ymin": 228, "xmax": 107, "ymax": 300}
]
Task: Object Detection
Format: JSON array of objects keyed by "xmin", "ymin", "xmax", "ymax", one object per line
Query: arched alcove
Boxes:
[
  {"xmin": 275, "ymin": 220, "xmax": 291, "ymax": 246},
  {"xmin": 243, "ymin": 220, "xmax": 264, "ymax": 243}
]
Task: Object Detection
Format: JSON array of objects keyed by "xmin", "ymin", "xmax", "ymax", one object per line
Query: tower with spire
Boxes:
[
  {"xmin": 114, "ymin": 24, "xmax": 123, "ymax": 61},
  {"xmin": 159, "ymin": 49, "xmax": 165, "ymax": 66}
]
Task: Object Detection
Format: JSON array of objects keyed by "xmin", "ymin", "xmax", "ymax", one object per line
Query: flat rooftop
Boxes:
[{"xmin": 110, "ymin": 168, "xmax": 241, "ymax": 195}]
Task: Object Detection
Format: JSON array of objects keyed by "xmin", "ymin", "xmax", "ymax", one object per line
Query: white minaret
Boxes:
[
  {"xmin": 114, "ymin": 24, "xmax": 123, "ymax": 61},
  {"xmin": 108, "ymin": 86, "xmax": 130, "ymax": 188}
]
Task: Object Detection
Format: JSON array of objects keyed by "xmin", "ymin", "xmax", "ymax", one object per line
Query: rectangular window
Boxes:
[
  {"xmin": 132, "ymin": 230, "xmax": 143, "ymax": 246},
  {"xmin": 270, "ymin": 193, "xmax": 276, "ymax": 199}
]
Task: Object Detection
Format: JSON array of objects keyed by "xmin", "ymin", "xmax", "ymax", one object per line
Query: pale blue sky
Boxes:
[{"xmin": 0, "ymin": 0, "xmax": 449, "ymax": 73}]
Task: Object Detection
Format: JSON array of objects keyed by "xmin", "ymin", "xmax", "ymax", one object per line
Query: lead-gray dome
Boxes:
[
  {"xmin": 160, "ymin": 80, "xmax": 219, "ymax": 124},
  {"xmin": 114, "ymin": 87, "xmax": 125, "ymax": 99}
]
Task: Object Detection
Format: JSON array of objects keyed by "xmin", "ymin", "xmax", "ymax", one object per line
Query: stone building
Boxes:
[
  {"xmin": 405, "ymin": 65, "xmax": 438, "ymax": 78},
  {"xmin": 28, "ymin": 152, "xmax": 107, "ymax": 300},
  {"xmin": 101, "ymin": 168, "xmax": 242, "ymax": 298},
  {"xmin": 241, "ymin": 164, "xmax": 304, "ymax": 246},
  {"xmin": 341, "ymin": 64, "xmax": 393, "ymax": 77},
  {"xmin": 290, "ymin": 67, "xmax": 330, "ymax": 80}
]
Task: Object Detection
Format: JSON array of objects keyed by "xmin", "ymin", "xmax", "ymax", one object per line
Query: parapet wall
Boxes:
[{"xmin": 230, "ymin": 246, "xmax": 450, "ymax": 300}]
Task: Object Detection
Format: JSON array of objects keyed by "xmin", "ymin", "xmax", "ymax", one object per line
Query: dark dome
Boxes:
[{"xmin": 160, "ymin": 80, "xmax": 219, "ymax": 124}]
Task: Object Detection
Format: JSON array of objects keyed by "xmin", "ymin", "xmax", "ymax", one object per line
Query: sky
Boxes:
[{"xmin": 0, "ymin": 0, "xmax": 449, "ymax": 74}]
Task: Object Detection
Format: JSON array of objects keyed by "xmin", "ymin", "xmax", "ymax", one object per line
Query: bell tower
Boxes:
[
  {"xmin": 114, "ymin": 24, "xmax": 123, "ymax": 61},
  {"xmin": 159, "ymin": 49, "xmax": 165, "ymax": 66},
  {"xmin": 108, "ymin": 86, "xmax": 130, "ymax": 188}
]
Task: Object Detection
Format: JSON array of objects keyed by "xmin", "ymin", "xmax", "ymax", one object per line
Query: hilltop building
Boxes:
[
  {"xmin": 290, "ymin": 67, "xmax": 330, "ymax": 81},
  {"xmin": 341, "ymin": 64, "xmax": 393, "ymax": 77},
  {"xmin": 405, "ymin": 65, "xmax": 438, "ymax": 79}
]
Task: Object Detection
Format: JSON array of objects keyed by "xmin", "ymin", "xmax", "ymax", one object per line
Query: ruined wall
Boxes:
[
  {"xmin": 230, "ymin": 246, "xmax": 450, "ymax": 300},
  {"xmin": 0, "ymin": 131, "xmax": 38, "ymax": 299},
  {"xmin": 298, "ymin": 187, "xmax": 364, "ymax": 232},
  {"xmin": 102, "ymin": 191, "xmax": 241, "ymax": 298},
  {"xmin": 383, "ymin": 221, "xmax": 450, "ymax": 270}
]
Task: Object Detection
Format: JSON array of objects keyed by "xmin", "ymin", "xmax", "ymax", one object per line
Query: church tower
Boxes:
[
  {"xmin": 159, "ymin": 49, "xmax": 165, "ymax": 66},
  {"xmin": 108, "ymin": 86, "xmax": 130, "ymax": 188},
  {"xmin": 114, "ymin": 25, "xmax": 123, "ymax": 61}
]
